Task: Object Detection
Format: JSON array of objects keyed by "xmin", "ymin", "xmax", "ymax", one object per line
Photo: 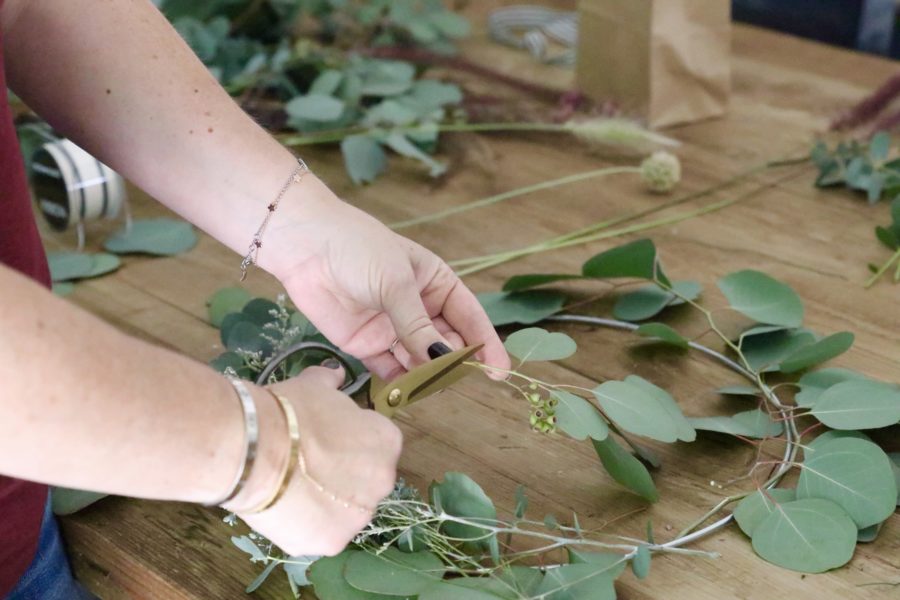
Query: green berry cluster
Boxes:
[{"xmin": 525, "ymin": 383, "xmax": 558, "ymax": 434}]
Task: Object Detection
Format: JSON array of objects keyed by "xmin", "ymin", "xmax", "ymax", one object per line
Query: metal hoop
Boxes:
[
  {"xmin": 545, "ymin": 315, "xmax": 799, "ymax": 549},
  {"xmin": 255, "ymin": 341, "xmax": 369, "ymax": 396}
]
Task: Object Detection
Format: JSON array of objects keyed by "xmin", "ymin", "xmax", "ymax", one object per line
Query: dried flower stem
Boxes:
[
  {"xmin": 831, "ymin": 73, "xmax": 900, "ymax": 131},
  {"xmin": 389, "ymin": 166, "xmax": 640, "ymax": 230}
]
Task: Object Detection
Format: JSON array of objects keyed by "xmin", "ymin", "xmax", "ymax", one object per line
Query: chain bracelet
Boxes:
[{"xmin": 239, "ymin": 158, "xmax": 309, "ymax": 281}]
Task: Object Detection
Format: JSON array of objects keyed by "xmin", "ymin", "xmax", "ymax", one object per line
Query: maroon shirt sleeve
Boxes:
[{"xmin": 0, "ymin": 14, "xmax": 53, "ymax": 596}]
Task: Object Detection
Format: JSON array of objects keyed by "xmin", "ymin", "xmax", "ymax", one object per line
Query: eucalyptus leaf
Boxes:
[
  {"xmin": 429, "ymin": 472, "xmax": 497, "ymax": 543},
  {"xmin": 740, "ymin": 329, "xmax": 816, "ymax": 373},
  {"xmin": 634, "ymin": 322, "xmax": 689, "ymax": 349},
  {"xmin": 308, "ymin": 552, "xmax": 395, "ymax": 600},
  {"xmin": 581, "ymin": 239, "xmax": 670, "ymax": 286},
  {"xmin": 241, "ymin": 297, "xmax": 281, "ymax": 327},
  {"xmin": 717, "ymin": 385, "xmax": 761, "ymax": 397},
  {"xmin": 624, "ymin": 376, "xmax": 695, "ymax": 442},
  {"xmin": 891, "ymin": 452, "xmax": 900, "ymax": 506},
  {"xmin": 869, "ymin": 131, "xmax": 891, "ymax": 162},
  {"xmin": 50, "ymin": 487, "xmax": 108, "ymax": 516},
  {"xmin": 875, "ymin": 225, "xmax": 899, "ymax": 250},
  {"xmin": 309, "ymin": 69, "xmax": 344, "ymax": 95},
  {"xmin": 795, "ymin": 368, "xmax": 870, "ymax": 408},
  {"xmin": 226, "ymin": 321, "xmax": 270, "ymax": 355},
  {"xmin": 477, "ymin": 290, "xmax": 567, "ymax": 326},
  {"xmin": 613, "ymin": 280, "xmax": 700, "ymax": 322},
  {"xmin": 857, "ymin": 523, "xmax": 882, "ymax": 543},
  {"xmin": 285, "ymin": 93, "xmax": 345, "ymax": 122},
  {"xmin": 384, "ymin": 132, "xmax": 447, "ymax": 177},
  {"xmin": 341, "ymin": 135, "xmax": 387, "ymax": 185},
  {"xmin": 593, "ymin": 380, "xmax": 679, "ymax": 443},
  {"xmin": 344, "ymin": 548, "xmax": 445, "ymax": 596},
  {"xmin": 86, "ymin": 253, "xmax": 121, "ymax": 278},
  {"xmin": 504, "ymin": 328, "xmax": 577, "ymax": 362},
  {"xmin": 733, "ymin": 488, "xmax": 796, "ymax": 537},
  {"xmin": 52, "ymin": 282, "xmax": 74, "ymax": 297},
  {"xmin": 207, "ymin": 287, "xmax": 252, "ymax": 327},
  {"xmin": 592, "ymin": 437, "xmax": 658, "ymax": 502},
  {"xmin": 427, "ymin": 11, "xmax": 471, "ymax": 37},
  {"xmin": 47, "ymin": 252, "xmax": 94, "ymax": 282},
  {"xmin": 750, "ymin": 498, "xmax": 857, "ymax": 573},
  {"xmin": 566, "ymin": 549, "xmax": 627, "ymax": 578},
  {"xmin": 104, "ymin": 218, "xmax": 197, "ymax": 256},
  {"xmin": 806, "ymin": 430, "xmax": 872, "ymax": 454},
  {"xmin": 717, "ymin": 270, "xmax": 804, "ymax": 328},
  {"xmin": 502, "ymin": 274, "xmax": 583, "ymax": 292},
  {"xmin": 360, "ymin": 60, "xmax": 416, "ymax": 96},
  {"xmin": 631, "ymin": 545, "xmax": 651, "ymax": 580},
  {"xmin": 811, "ymin": 379, "xmax": 900, "ymax": 429},
  {"xmin": 797, "ymin": 437, "xmax": 898, "ymax": 528},
  {"xmin": 534, "ymin": 564, "xmax": 617, "ymax": 600},
  {"xmin": 231, "ymin": 535, "xmax": 266, "ymax": 562},
  {"xmin": 418, "ymin": 581, "xmax": 505, "ymax": 600},
  {"xmin": 688, "ymin": 409, "xmax": 783, "ymax": 439},
  {"xmin": 409, "ymin": 79, "xmax": 463, "ymax": 110},
  {"xmin": 778, "ymin": 332, "xmax": 854, "ymax": 373},
  {"xmin": 553, "ymin": 391, "xmax": 609, "ymax": 441}
]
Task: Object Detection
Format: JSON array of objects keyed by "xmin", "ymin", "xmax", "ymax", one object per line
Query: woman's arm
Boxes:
[
  {"xmin": 0, "ymin": 0, "xmax": 510, "ymax": 377},
  {"xmin": 0, "ymin": 263, "xmax": 400, "ymax": 555}
]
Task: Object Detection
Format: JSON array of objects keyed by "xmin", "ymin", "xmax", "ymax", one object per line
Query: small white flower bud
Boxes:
[{"xmin": 640, "ymin": 151, "xmax": 681, "ymax": 193}]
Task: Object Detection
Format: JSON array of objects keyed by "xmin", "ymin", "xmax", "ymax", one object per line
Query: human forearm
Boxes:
[
  {"xmin": 1, "ymin": 0, "xmax": 328, "ymax": 275},
  {"xmin": 0, "ymin": 265, "xmax": 287, "ymax": 506}
]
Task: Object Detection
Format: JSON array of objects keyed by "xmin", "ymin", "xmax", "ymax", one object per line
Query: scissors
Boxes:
[{"xmin": 255, "ymin": 341, "xmax": 483, "ymax": 418}]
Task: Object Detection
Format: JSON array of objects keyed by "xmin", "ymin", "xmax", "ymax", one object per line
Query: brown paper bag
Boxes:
[{"xmin": 576, "ymin": 0, "xmax": 731, "ymax": 128}]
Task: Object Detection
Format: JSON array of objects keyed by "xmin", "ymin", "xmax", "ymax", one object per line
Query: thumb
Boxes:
[
  {"xmin": 293, "ymin": 359, "xmax": 346, "ymax": 389},
  {"xmin": 383, "ymin": 279, "xmax": 452, "ymax": 364}
]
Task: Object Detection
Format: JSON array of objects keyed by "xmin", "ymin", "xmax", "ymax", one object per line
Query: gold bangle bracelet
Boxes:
[{"xmin": 246, "ymin": 391, "xmax": 300, "ymax": 514}]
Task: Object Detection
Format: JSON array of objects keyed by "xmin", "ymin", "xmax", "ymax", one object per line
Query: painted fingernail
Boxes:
[
  {"xmin": 428, "ymin": 342, "xmax": 452, "ymax": 360},
  {"xmin": 321, "ymin": 358, "xmax": 342, "ymax": 369}
]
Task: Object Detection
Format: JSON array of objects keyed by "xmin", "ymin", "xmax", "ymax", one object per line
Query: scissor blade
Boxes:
[{"xmin": 407, "ymin": 345, "xmax": 483, "ymax": 401}]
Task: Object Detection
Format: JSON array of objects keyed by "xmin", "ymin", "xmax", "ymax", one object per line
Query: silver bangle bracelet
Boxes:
[{"xmin": 207, "ymin": 377, "xmax": 260, "ymax": 506}]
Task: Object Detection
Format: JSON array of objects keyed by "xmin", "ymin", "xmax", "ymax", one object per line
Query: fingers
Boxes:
[
  {"xmin": 440, "ymin": 280, "xmax": 511, "ymax": 379},
  {"xmin": 381, "ymin": 272, "xmax": 452, "ymax": 366},
  {"xmin": 291, "ymin": 362, "xmax": 346, "ymax": 389}
]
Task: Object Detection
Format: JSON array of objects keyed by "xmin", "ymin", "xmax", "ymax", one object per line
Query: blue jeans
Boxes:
[{"xmin": 6, "ymin": 500, "xmax": 95, "ymax": 600}]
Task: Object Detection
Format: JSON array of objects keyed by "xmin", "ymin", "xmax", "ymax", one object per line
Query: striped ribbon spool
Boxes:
[
  {"xmin": 488, "ymin": 5, "xmax": 578, "ymax": 65},
  {"xmin": 30, "ymin": 139, "xmax": 126, "ymax": 232}
]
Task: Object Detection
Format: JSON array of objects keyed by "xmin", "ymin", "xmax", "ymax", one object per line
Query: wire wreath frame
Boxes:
[{"xmin": 255, "ymin": 313, "xmax": 801, "ymax": 554}]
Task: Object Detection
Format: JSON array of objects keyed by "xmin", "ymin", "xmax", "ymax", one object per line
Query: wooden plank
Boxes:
[{"xmin": 40, "ymin": 15, "xmax": 900, "ymax": 600}]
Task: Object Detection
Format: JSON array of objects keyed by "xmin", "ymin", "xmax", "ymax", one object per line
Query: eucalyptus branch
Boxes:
[{"xmin": 864, "ymin": 247, "xmax": 900, "ymax": 288}]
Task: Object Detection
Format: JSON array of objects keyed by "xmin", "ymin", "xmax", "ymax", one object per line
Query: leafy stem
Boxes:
[{"xmin": 864, "ymin": 247, "xmax": 900, "ymax": 288}]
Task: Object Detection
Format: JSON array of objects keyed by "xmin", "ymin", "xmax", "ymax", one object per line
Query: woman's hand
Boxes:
[
  {"xmin": 230, "ymin": 364, "xmax": 401, "ymax": 557},
  {"xmin": 265, "ymin": 175, "xmax": 511, "ymax": 381}
]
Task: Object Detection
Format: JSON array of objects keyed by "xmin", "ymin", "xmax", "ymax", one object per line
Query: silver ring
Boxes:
[{"xmin": 388, "ymin": 337, "xmax": 400, "ymax": 355}]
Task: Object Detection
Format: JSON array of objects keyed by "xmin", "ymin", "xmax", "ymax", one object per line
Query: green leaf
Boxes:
[
  {"xmin": 85, "ymin": 253, "xmax": 121, "ymax": 278},
  {"xmin": 477, "ymin": 291, "xmax": 567, "ymax": 326},
  {"xmin": 797, "ymin": 437, "xmax": 898, "ymax": 528},
  {"xmin": 363, "ymin": 99, "xmax": 419, "ymax": 127},
  {"xmin": 50, "ymin": 487, "xmax": 107, "ymax": 516},
  {"xmin": 891, "ymin": 452, "xmax": 900, "ymax": 506},
  {"xmin": 104, "ymin": 218, "xmax": 197, "ymax": 256},
  {"xmin": 857, "ymin": 523, "xmax": 882, "ymax": 543},
  {"xmin": 750, "ymin": 498, "xmax": 857, "ymax": 573},
  {"xmin": 308, "ymin": 552, "xmax": 396, "ymax": 600},
  {"xmin": 717, "ymin": 270, "xmax": 804, "ymax": 328},
  {"xmin": 429, "ymin": 472, "xmax": 497, "ymax": 543},
  {"xmin": 52, "ymin": 282, "xmax": 74, "ymax": 297},
  {"xmin": 733, "ymin": 488, "xmax": 796, "ymax": 536},
  {"xmin": 383, "ymin": 132, "xmax": 446, "ymax": 177},
  {"xmin": 624, "ymin": 376, "xmax": 695, "ymax": 442},
  {"xmin": 418, "ymin": 581, "xmax": 505, "ymax": 600},
  {"xmin": 309, "ymin": 69, "xmax": 344, "ymax": 95},
  {"xmin": 631, "ymin": 545, "xmax": 651, "ymax": 580},
  {"xmin": 566, "ymin": 549, "xmax": 627, "ymax": 578},
  {"xmin": 592, "ymin": 380, "xmax": 679, "ymax": 442},
  {"xmin": 778, "ymin": 332, "xmax": 854, "ymax": 373},
  {"xmin": 688, "ymin": 409, "xmax": 783, "ymax": 439},
  {"xmin": 868, "ymin": 172, "xmax": 885, "ymax": 203},
  {"xmin": 409, "ymin": 79, "xmax": 463, "ymax": 110},
  {"xmin": 360, "ymin": 60, "xmax": 415, "ymax": 96},
  {"xmin": 502, "ymin": 274, "xmax": 582, "ymax": 292},
  {"xmin": 806, "ymin": 430, "xmax": 872, "ymax": 454},
  {"xmin": 504, "ymin": 328, "xmax": 577, "ymax": 362},
  {"xmin": 514, "ymin": 485, "xmax": 528, "ymax": 519},
  {"xmin": 876, "ymin": 225, "xmax": 900, "ymax": 250},
  {"xmin": 342, "ymin": 135, "xmax": 387, "ymax": 185},
  {"xmin": 534, "ymin": 564, "xmax": 617, "ymax": 600},
  {"xmin": 717, "ymin": 385, "xmax": 760, "ymax": 397},
  {"xmin": 47, "ymin": 252, "xmax": 94, "ymax": 282},
  {"xmin": 870, "ymin": 131, "xmax": 891, "ymax": 162},
  {"xmin": 581, "ymin": 239, "xmax": 670, "ymax": 286},
  {"xmin": 795, "ymin": 368, "xmax": 870, "ymax": 408},
  {"xmin": 225, "ymin": 321, "xmax": 270, "ymax": 355},
  {"xmin": 811, "ymin": 380, "xmax": 900, "ymax": 430},
  {"xmin": 207, "ymin": 287, "xmax": 252, "ymax": 328},
  {"xmin": 428, "ymin": 11, "xmax": 471, "ymax": 38},
  {"xmin": 613, "ymin": 285, "xmax": 671, "ymax": 321},
  {"xmin": 209, "ymin": 351, "xmax": 247, "ymax": 376},
  {"xmin": 285, "ymin": 93, "xmax": 345, "ymax": 122},
  {"xmin": 635, "ymin": 322, "xmax": 689, "ymax": 349},
  {"xmin": 553, "ymin": 391, "xmax": 609, "ymax": 441},
  {"xmin": 740, "ymin": 329, "xmax": 816, "ymax": 373},
  {"xmin": 344, "ymin": 548, "xmax": 445, "ymax": 596},
  {"xmin": 592, "ymin": 437, "xmax": 658, "ymax": 502},
  {"xmin": 241, "ymin": 297, "xmax": 281, "ymax": 327}
]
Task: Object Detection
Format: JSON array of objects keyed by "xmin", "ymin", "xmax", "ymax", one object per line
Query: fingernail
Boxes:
[
  {"xmin": 321, "ymin": 358, "xmax": 342, "ymax": 369},
  {"xmin": 428, "ymin": 342, "xmax": 452, "ymax": 360}
]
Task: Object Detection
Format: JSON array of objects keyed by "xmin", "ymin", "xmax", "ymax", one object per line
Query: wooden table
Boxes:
[{"xmin": 46, "ymin": 10, "xmax": 900, "ymax": 600}]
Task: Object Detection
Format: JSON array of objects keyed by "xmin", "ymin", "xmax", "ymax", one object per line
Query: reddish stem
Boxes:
[{"xmin": 831, "ymin": 72, "xmax": 900, "ymax": 131}]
